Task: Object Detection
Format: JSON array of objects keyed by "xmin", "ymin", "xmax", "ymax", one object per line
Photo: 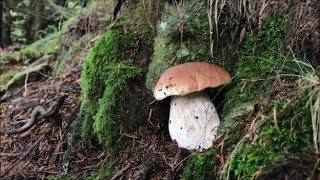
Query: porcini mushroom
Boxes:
[{"xmin": 153, "ymin": 62, "xmax": 231, "ymax": 151}]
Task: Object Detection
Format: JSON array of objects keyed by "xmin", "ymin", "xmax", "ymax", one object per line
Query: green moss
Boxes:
[
  {"xmin": 145, "ymin": 1, "xmax": 212, "ymax": 90},
  {"xmin": 92, "ymin": 61, "xmax": 140, "ymax": 152},
  {"xmin": 145, "ymin": 36, "xmax": 178, "ymax": 89},
  {"xmin": 1, "ymin": 32, "xmax": 59, "ymax": 62},
  {"xmin": 0, "ymin": 70, "xmax": 18, "ymax": 86},
  {"xmin": 84, "ymin": 160, "xmax": 115, "ymax": 180},
  {"xmin": 228, "ymin": 95, "xmax": 313, "ymax": 179},
  {"xmin": 181, "ymin": 150, "xmax": 217, "ymax": 180},
  {"xmin": 221, "ymin": 12, "xmax": 287, "ymax": 131},
  {"xmin": 76, "ymin": 29, "xmax": 141, "ymax": 180},
  {"xmin": 78, "ymin": 29, "xmax": 140, "ymax": 156},
  {"xmin": 221, "ymin": 12, "xmax": 315, "ymax": 179},
  {"xmin": 119, "ymin": 0, "xmax": 163, "ymax": 43},
  {"xmin": 156, "ymin": 1, "xmax": 208, "ymax": 39},
  {"xmin": 221, "ymin": 13, "xmax": 286, "ymax": 178}
]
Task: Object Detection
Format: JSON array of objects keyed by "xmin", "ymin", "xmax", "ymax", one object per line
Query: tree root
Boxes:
[
  {"xmin": 5, "ymin": 63, "xmax": 50, "ymax": 91},
  {"xmin": 0, "ymin": 63, "xmax": 50, "ymax": 103},
  {"xmin": 0, "ymin": 95, "xmax": 68, "ymax": 135}
]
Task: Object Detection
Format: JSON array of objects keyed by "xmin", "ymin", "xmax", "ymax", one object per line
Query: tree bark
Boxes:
[
  {"xmin": 0, "ymin": 0, "xmax": 3, "ymax": 48},
  {"xmin": 2, "ymin": 0, "xmax": 12, "ymax": 47},
  {"xmin": 25, "ymin": 0, "xmax": 44, "ymax": 43},
  {"xmin": 82, "ymin": 0, "xmax": 89, "ymax": 7},
  {"xmin": 54, "ymin": 0, "xmax": 67, "ymax": 7}
]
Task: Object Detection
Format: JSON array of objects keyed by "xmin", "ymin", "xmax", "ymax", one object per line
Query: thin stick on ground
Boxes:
[
  {"xmin": 110, "ymin": 163, "xmax": 131, "ymax": 180},
  {"xmin": 0, "ymin": 95, "xmax": 68, "ymax": 135},
  {"xmin": 23, "ymin": 72, "xmax": 29, "ymax": 97}
]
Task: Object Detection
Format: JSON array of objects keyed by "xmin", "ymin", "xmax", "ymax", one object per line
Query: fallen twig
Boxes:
[
  {"xmin": 5, "ymin": 63, "xmax": 50, "ymax": 92},
  {"xmin": 49, "ymin": 140, "xmax": 62, "ymax": 166},
  {"xmin": 23, "ymin": 72, "xmax": 29, "ymax": 97},
  {"xmin": 0, "ymin": 152, "xmax": 22, "ymax": 157},
  {"xmin": 19, "ymin": 125, "xmax": 37, "ymax": 138},
  {"xmin": 111, "ymin": 163, "xmax": 131, "ymax": 180},
  {"xmin": 0, "ymin": 95, "xmax": 68, "ymax": 135},
  {"xmin": 121, "ymin": 133, "xmax": 139, "ymax": 139},
  {"xmin": 147, "ymin": 108, "xmax": 153, "ymax": 125}
]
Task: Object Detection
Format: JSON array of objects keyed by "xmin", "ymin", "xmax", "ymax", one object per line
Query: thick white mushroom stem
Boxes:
[{"xmin": 169, "ymin": 91, "xmax": 220, "ymax": 151}]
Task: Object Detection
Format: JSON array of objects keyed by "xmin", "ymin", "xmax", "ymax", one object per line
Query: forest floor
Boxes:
[
  {"xmin": 0, "ymin": 52, "xmax": 185, "ymax": 179},
  {"xmin": 0, "ymin": 64, "xmax": 86, "ymax": 178},
  {"xmin": 1, "ymin": 52, "xmax": 318, "ymax": 179},
  {"xmin": 1, "ymin": 0, "xmax": 319, "ymax": 178}
]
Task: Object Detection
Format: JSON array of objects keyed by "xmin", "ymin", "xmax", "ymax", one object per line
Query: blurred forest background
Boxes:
[{"xmin": 0, "ymin": 0, "xmax": 87, "ymax": 47}]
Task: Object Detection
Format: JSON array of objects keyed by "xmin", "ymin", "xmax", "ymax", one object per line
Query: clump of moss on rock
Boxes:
[
  {"xmin": 78, "ymin": 29, "xmax": 141, "ymax": 156},
  {"xmin": 120, "ymin": 0, "xmax": 163, "ymax": 44},
  {"xmin": 145, "ymin": 0, "xmax": 212, "ymax": 90}
]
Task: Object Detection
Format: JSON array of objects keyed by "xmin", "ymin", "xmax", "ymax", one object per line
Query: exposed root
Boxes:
[
  {"xmin": 5, "ymin": 63, "xmax": 50, "ymax": 91},
  {"xmin": 0, "ymin": 95, "xmax": 68, "ymax": 135}
]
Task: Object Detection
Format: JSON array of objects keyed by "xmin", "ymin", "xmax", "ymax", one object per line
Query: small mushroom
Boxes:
[{"xmin": 153, "ymin": 62, "xmax": 231, "ymax": 151}]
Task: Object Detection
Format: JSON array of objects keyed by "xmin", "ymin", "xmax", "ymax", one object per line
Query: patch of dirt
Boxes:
[
  {"xmin": 0, "ymin": 66, "xmax": 83, "ymax": 178},
  {"xmin": 112, "ymin": 125, "xmax": 186, "ymax": 179}
]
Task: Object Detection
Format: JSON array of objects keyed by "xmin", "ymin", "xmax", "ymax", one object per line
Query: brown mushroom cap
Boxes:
[{"xmin": 153, "ymin": 62, "xmax": 231, "ymax": 100}]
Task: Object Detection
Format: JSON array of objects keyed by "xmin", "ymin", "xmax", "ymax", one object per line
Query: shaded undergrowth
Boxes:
[
  {"xmin": 218, "ymin": 12, "xmax": 319, "ymax": 179},
  {"xmin": 180, "ymin": 11, "xmax": 318, "ymax": 179}
]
